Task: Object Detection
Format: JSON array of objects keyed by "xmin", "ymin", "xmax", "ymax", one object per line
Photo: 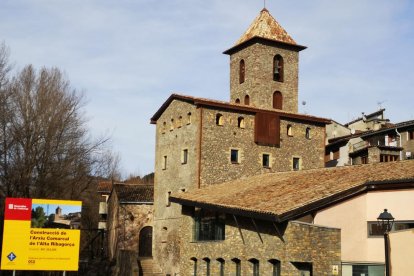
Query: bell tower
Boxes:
[{"xmin": 224, "ymin": 8, "xmax": 306, "ymax": 113}]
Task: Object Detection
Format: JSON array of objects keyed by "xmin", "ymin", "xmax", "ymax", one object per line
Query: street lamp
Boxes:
[{"xmin": 377, "ymin": 209, "xmax": 394, "ymax": 276}]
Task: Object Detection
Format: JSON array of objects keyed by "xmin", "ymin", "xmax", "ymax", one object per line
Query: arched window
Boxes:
[
  {"xmin": 191, "ymin": 257, "xmax": 197, "ymax": 276},
  {"xmin": 217, "ymin": 258, "xmax": 225, "ymax": 276},
  {"xmin": 238, "ymin": 117, "xmax": 245, "ymax": 129},
  {"xmin": 203, "ymin": 258, "xmax": 211, "ymax": 276},
  {"xmin": 187, "ymin": 112, "xmax": 192, "ymax": 125},
  {"xmin": 138, "ymin": 226, "xmax": 153, "ymax": 257},
  {"xmin": 287, "ymin": 124, "xmax": 293, "ymax": 136},
  {"xmin": 306, "ymin": 127, "xmax": 311, "ymax": 139},
  {"xmin": 249, "ymin": 258, "xmax": 259, "ymax": 276},
  {"xmin": 273, "ymin": 91, "xmax": 283, "ymax": 109},
  {"xmin": 216, "ymin": 114, "xmax": 224, "ymax": 126},
  {"xmin": 232, "ymin": 258, "xmax": 241, "ymax": 276},
  {"xmin": 235, "ymin": 98, "xmax": 240, "ymax": 104},
  {"xmin": 269, "ymin": 259, "xmax": 281, "ymax": 276},
  {"xmin": 244, "ymin": 95, "xmax": 250, "ymax": 105},
  {"xmin": 239, "ymin": 59, "xmax": 245, "ymax": 84},
  {"xmin": 273, "ymin": 55, "xmax": 284, "ymax": 82}
]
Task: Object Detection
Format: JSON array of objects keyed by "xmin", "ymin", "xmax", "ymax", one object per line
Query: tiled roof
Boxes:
[
  {"xmin": 170, "ymin": 160, "xmax": 414, "ymax": 222},
  {"xmin": 344, "ymin": 108, "xmax": 386, "ymax": 127},
  {"xmin": 150, "ymin": 93, "xmax": 330, "ymax": 124},
  {"xmin": 235, "ymin": 8, "xmax": 297, "ymax": 47},
  {"xmin": 113, "ymin": 184, "xmax": 154, "ymax": 203},
  {"xmin": 97, "ymin": 181, "xmax": 114, "ymax": 193}
]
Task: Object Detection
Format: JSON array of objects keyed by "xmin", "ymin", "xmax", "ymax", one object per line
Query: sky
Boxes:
[{"xmin": 1, "ymin": 1, "xmax": 413, "ymax": 177}]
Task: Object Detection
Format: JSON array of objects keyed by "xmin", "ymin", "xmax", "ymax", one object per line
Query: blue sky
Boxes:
[{"xmin": 1, "ymin": 1, "xmax": 413, "ymax": 176}]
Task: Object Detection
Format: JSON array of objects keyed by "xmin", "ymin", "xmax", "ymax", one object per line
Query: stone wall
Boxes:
[
  {"xmin": 180, "ymin": 208, "xmax": 341, "ymax": 275},
  {"xmin": 402, "ymin": 130, "xmax": 414, "ymax": 159},
  {"xmin": 229, "ymin": 42, "xmax": 300, "ymax": 113},
  {"xmin": 153, "ymin": 99, "xmax": 200, "ymax": 275},
  {"xmin": 200, "ymin": 107, "xmax": 325, "ymax": 186}
]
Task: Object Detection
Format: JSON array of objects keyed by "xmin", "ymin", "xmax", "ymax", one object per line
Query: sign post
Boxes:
[{"xmin": 1, "ymin": 198, "xmax": 82, "ymax": 272}]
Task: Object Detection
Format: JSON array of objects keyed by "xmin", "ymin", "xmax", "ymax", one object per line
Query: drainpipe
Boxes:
[{"xmin": 395, "ymin": 129, "xmax": 402, "ymax": 160}]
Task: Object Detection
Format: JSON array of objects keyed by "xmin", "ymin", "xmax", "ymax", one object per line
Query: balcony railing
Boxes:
[{"xmin": 351, "ymin": 139, "xmax": 398, "ymax": 153}]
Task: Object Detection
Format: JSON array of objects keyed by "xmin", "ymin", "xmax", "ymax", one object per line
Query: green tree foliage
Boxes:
[{"xmin": 31, "ymin": 206, "xmax": 47, "ymax": 228}]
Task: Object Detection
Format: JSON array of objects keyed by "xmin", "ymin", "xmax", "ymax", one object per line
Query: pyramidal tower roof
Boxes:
[{"xmin": 235, "ymin": 8, "xmax": 297, "ymax": 46}]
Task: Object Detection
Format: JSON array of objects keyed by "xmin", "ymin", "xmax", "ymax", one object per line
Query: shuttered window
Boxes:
[{"xmin": 254, "ymin": 112, "xmax": 280, "ymax": 146}]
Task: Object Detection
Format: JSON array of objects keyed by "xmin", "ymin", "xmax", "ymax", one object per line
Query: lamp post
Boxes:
[{"xmin": 377, "ymin": 209, "xmax": 394, "ymax": 276}]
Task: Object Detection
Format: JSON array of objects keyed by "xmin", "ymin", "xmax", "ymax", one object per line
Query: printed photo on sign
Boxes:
[{"xmin": 31, "ymin": 204, "xmax": 81, "ymax": 229}]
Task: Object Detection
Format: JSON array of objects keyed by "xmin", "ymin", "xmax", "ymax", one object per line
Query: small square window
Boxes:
[
  {"xmin": 231, "ymin": 149, "xmax": 239, "ymax": 163},
  {"xmin": 293, "ymin": 157, "xmax": 300, "ymax": 171},
  {"xmin": 182, "ymin": 149, "xmax": 188, "ymax": 164},
  {"xmin": 262, "ymin": 154, "xmax": 270, "ymax": 168}
]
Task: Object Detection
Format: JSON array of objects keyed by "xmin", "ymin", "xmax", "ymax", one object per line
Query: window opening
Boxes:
[
  {"xmin": 238, "ymin": 117, "xmax": 245, "ymax": 128},
  {"xmin": 162, "ymin": 155, "xmax": 167, "ymax": 170},
  {"xmin": 178, "ymin": 116, "xmax": 182, "ymax": 128},
  {"xmin": 269, "ymin": 259, "xmax": 281, "ymax": 276},
  {"xmin": 216, "ymin": 114, "xmax": 224, "ymax": 126},
  {"xmin": 203, "ymin": 258, "xmax": 210, "ymax": 276},
  {"xmin": 232, "ymin": 258, "xmax": 241, "ymax": 276},
  {"xmin": 187, "ymin": 112, "xmax": 192, "ymax": 125},
  {"xmin": 293, "ymin": 157, "xmax": 300, "ymax": 171},
  {"xmin": 273, "ymin": 55, "xmax": 284, "ymax": 82},
  {"xmin": 287, "ymin": 125, "xmax": 293, "ymax": 136},
  {"xmin": 262, "ymin": 154, "xmax": 270, "ymax": 168},
  {"xmin": 182, "ymin": 149, "xmax": 188, "ymax": 164},
  {"xmin": 162, "ymin": 122, "xmax": 166, "ymax": 134},
  {"xmin": 305, "ymin": 127, "xmax": 311, "ymax": 139},
  {"xmin": 231, "ymin": 149, "xmax": 239, "ymax": 163},
  {"xmin": 235, "ymin": 98, "xmax": 240, "ymax": 104},
  {"xmin": 166, "ymin": 191, "xmax": 171, "ymax": 207},
  {"xmin": 217, "ymin": 258, "xmax": 225, "ymax": 276},
  {"xmin": 409, "ymin": 130, "xmax": 414, "ymax": 140},
  {"xmin": 244, "ymin": 95, "xmax": 250, "ymax": 105},
  {"xmin": 170, "ymin": 119, "xmax": 174, "ymax": 131},
  {"xmin": 191, "ymin": 258, "xmax": 197, "ymax": 276},
  {"xmin": 193, "ymin": 208, "xmax": 225, "ymax": 241},
  {"xmin": 249, "ymin": 259, "xmax": 259, "ymax": 276},
  {"xmin": 239, "ymin": 59, "xmax": 245, "ymax": 84},
  {"xmin": 273, "ymin": 91, "xmax": 283, "ymax": 109},
  {"xmin": 368, "ymin": 221, "xmax": 414, "ymax": 237}
]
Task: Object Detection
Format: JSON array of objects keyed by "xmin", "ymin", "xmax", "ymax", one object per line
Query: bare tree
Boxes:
[{"xmin": 0, "ymin": 48, "xmax": 114, "ymax": 200}]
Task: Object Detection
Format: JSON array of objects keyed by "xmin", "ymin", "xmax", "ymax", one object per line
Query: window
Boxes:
[
  {"xmin": 162, "ymin": 155, "xmax": 167, "ymax": 170},
  {"xmin": 217, "ymin": 258, "xmax": 225, "ymax": 276},
  {"xmin": 162, "ymin": 122, "xmax": 166, "ymax": 134},
  {"xmin": 232, "ymin": 258, "xmax": 241, "ymax": 276},
  {"xmin": 191, "ymin": 258, "xmax": 197, "ymax": 276},
  {"xmin": 361, "ymin": 155, "xmax": 368, "ymax": 164},
  {"xmin": 269, "ymin": 259, "xmax": 281, "ymax": 276},
  {"xmin": 182, "ymin": 149, "xmax": 188, "ymax": 164},
  {"xmin": 244, "ymin": 95, "xmax": 250, "ymax": 105},
  {"xmin": 305, "ymin": 127, "xmax": 311, "ymax": 139},
  {"xmin": 187, "ymin": 112, "xmax": 192, "ymax": 124},
  {"xmin": 409, "ymin": 130, "xmax": 414, "ymax": 140},
  {"xmin": 193, "ymin": 208, "xmax": 225, "ymax": 241},
  {"xmin": 170, "ymin": 119, "xmax": 174, "ymax": 131},
  {"xmin": 235, "ymin": 98, "xmax": 240, "ymax": 104},
  {"xmin": 273, "ymin": 55, "xmax": 284, "ymax": 82},
  {"xmin": 249, "ymin": 259, "xmax": 259, "ymax": 276},
  {"xmin": 287, "ymin": 125, "xmax": 293, "ymax": 136},
  {"xmin": 216, "ymin": 114, "xmax": 224, "ymax": 126},
  {"xmin": 273, "ymin": 91, "xmax": 283, "ymax": 109},
  {"xmin": 239, "ymin": 59, "xmax": 245, "ymax": 84},
  {"xmin": 178, "ymin": 116, "xmax": 183, "ymax": 128},
  {"xmin": 231, "ymin": 149, "xmax": 239, "ymax": 163},
  {"xmin": 368, "ymin": 221, "xmax": 414, "ymax": 237},
  {"xmin": 166, "ymin": 191, "xmax": 171, "ymax": 207},
  {"xmin": 380, "ymin": 154, "xmax": 398, "ymax": 162},
  {"xmin": 293, "ymin": 157, "xmax": 300, "ymax": 171},
  {"xmin": 203, "ymin": 258, "xmax": 210, "ymax": 276},
  {"xmin": 262, "ymin": 154, "xmax": 270, "ymax": 168},
  {"xmin": 238, "ymin": 117, "xmax": 245, "ymax": 128}
]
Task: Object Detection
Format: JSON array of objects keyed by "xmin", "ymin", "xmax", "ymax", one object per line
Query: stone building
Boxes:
[
  {"xmin": 106, "ymin": 183, "xmax": 154, "ymax": 274},
  {"xmin": 171, "ymin": 159, "xmax": 414, "ymax": 275},
  {"xmin": 151, "ymin": 8, "xmax": 331, "ymax": 275}
]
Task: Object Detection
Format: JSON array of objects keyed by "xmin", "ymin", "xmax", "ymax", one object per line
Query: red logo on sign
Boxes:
[{"xmin": 4, "ymin": 198, "xmax": 32, "ymax": 221}]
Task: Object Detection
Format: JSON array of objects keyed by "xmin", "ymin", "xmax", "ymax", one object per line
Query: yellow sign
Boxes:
[{"xmin": 1, "ymin": 198, "xmax": 82, "ymax": 271}]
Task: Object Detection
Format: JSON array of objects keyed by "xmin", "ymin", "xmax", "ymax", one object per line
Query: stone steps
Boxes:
[{"xmin": 138, "ymin": 258, "xmax": 163, "ymax": 276}]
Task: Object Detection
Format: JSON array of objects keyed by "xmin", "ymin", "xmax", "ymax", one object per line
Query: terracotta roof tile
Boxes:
[
  {"xmin": 171, "ymin": 160, "xmax": 414, "ymax": 221},
  {"xmin": 114, "ymin": 184, "xmax": 154, "ymax": 203},
  {"xmin": 235, "ymin": 8, "xmax": 296, "ymax": 47}
]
